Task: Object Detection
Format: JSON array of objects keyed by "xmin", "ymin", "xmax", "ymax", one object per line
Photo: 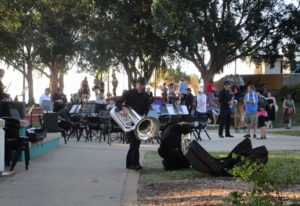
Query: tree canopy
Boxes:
[{"xmin": 152, "ymin": 0, "xmax": 290, "ymax": 86}]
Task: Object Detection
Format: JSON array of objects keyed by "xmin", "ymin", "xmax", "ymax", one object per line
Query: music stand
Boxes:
[
  {"xmin": 181, "ymin": 105, "xmax": 189, "ymax": 115},
  {"xmin": 70, "ymin": 105, "xmax": 81, "ymax": 114},
  {"xmin": 82, "ymin": 103, "xmax": 96, "ymax": 115},
  {"xmin": 148, "ymin": 104, "xmax": 160, "ymax": 118},
  {"xmin": 166, "ymin": 104, "xmax": 176, "ymax": 116},
  {"xmin": 175, "ymin": 105, "xmax": 184, "ymax": 115}
]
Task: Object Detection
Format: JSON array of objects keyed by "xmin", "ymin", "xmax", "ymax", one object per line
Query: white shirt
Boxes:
[
  {"xmin": 196, "ymin": 93, "xmax": 207, "ymax": 113},
  {"xmin": 39, "ymin": 94, "xmax": 51, "ymax": 106}
]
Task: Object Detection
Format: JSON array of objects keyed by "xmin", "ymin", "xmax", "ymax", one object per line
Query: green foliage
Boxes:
[
  {"xmin": 152, "ymin": 0, "xmax": 289, "ymax": 85},
  {"xmin": 279, "ymin": 84, "xmax": 300, "ymax": 101},
  {"xmin": 224, "ymin": 160, "xmax": 299, "ymax": 206}
]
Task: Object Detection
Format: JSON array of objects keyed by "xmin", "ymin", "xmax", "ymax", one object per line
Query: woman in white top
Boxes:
[{"xmin": 196, "ymin": 88, "xmax": 207, "ymax": 118}]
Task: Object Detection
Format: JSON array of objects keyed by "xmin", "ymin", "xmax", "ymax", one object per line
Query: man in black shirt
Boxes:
[
  {"xmin": 51, "ymin": 87, "xmax": 67, "ymax": 112},
  {"xmin": 158, "ymin": 122, "xmax": 191, "ymax": 170},
  {"xmin": 116, "ymin": 77, "xmax": 150, "ymax": 170},
  {"xmin": 218, "ymin": 81, "xmax": 234, "ymax": 138},
  {"xmin": 185, "ymin": 88, "xmax": 194, "ymax": 115}
]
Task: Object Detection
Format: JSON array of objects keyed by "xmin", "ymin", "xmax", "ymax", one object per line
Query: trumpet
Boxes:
[{"xmin": 110, "ymin": 106, "xmax": 160, "ymax": 141}]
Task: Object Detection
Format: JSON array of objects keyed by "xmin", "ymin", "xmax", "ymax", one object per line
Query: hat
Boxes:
[{"xmin": 136, "ymin": 77, "xmax": 146, "ymax": 85}]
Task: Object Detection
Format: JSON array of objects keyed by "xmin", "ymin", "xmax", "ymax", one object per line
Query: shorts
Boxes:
[
  {"xmin": 244, "ymin": 114, "xmax": 258, "ymax": 125},
  {"xmin": 258, "ymin": 116, "xmax": 267, "ymax": 128}
]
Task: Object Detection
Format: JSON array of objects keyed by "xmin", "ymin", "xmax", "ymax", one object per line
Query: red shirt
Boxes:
[{"xmin": 207, "ymin": 82, "xmax": 214, "ymax": 93}]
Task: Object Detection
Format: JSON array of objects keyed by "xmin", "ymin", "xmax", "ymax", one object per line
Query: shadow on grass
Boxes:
[{"xmin": 141, "ymin": 150, "xmax": 300, "ymax": 184}]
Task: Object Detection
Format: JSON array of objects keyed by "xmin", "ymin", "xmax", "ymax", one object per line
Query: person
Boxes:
[
  {"xmin": 196, "ymin": 87, "xmax": 207, "ymax": 119},
  {"xmin": 218, "ymin": 81, "xmax": 234, "ymax": 138},
  {"xmin": 39, "ymin": 88, "xmax": 51, "ymax": 106},
  {"xmin": 238, "ymin": 75, "xmax": 246, "ymax": 93},
  {"xmin": 283, "ymin": 94, "xmax": 296, "ymax": 129},
  {"xmin": 158, "ymin": 122, "xmax": 191, "ymax": 170},
  {"xmin": 161, "ymin": 83, "xmax": 168, "ymax": 103},
  {"xmin": 51, "ymin": 87, "xmax": 67, "ymax": 112},
  {"xmin": 99, "ymin": 78, "xmax": 105, "ymax": 93},
  {"xmin": 78, "ymin": 77, "xmax": 90, "ymax": 103},
  {"xmin": 146, "ymin": 87, "xmax": 153, "ymax": 104},
  {"xmin": 92, "ymin": 75, "xmax": 100, "ymax": 97},
  {"xmin": 185, "ymin": 88, "xmax": 194, "ymax": 114},
  {"xmin": 266, "ymin": 92, "xmax": 277, "ymax": 129},
  {"xmin": 0, "ymin": 69, "xmax": 10, "ymax": 101},
  {"xmin": 95, "ymin": 91, "xmax": 107, "ymax": 104},
  {"xmin": 116, "ymin": 77, "xmax": 150, "ymax": 170},
  {"xmin": 206, "ymin": 79, "xmax": 215, "ymax": 107},
  {"xmin": 257, "ymin": 91, "xmax": 268, "ymax": 139},
  {"xmin": 168, "ymin": 83, "xmax": 176, "ymax": 104},
  {"xmin": 179, "ymin": 78, "xmax": 188, "ymax": 104},
  {"xmin": 243, "ymin": 85, "xmax": 259, "ymax": 138},
  {"xmin": 112, "ymin": 73, "xmax": 118, "ymax": 97}
]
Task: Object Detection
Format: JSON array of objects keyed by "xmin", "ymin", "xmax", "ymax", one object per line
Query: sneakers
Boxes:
[
  {"xmin": 253, "ymin": 134, "xmax": 257, "ymax": 139},
  {"xmin": 243, "ymin": 134, "xmax": 251, "ymax": 138}
]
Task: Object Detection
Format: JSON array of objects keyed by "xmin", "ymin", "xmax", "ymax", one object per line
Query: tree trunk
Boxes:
[
  {"xmin": 49, "ymin": 64, "xmax": 59, "ymax": 96},
  {"xmin": 26, "ymin": 63, "xmax": 35, "ymax": 105},
  {"xmin": 201, "ymin": 70, "xmax": 215, "ymax": 91}
]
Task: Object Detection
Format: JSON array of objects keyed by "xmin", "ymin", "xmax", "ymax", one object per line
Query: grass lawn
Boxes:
[
  {"xmin": 140, "ymin": 150, "xmax": 300, "ymax": 184},
  {"xmin": 271, "ymin": 130, "xmax": 300, "ymax": 137}
]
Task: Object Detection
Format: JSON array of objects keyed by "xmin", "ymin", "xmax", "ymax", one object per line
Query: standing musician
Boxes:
[
  {"xmin": 116, "ymin": 77, "xmax": 150, "ymax": 170},
  {"xmin": 218, "ymin": 80, "xmax": 234, "ymax": 138}
]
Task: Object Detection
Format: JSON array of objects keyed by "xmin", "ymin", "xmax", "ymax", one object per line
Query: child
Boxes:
[
  {"xmin": 283, "ymin": 94, "xmax": 296, "ymax": 129},
  {"xmin": 257, "ymin": 92, "xmax": 268, "ymax": 139}
]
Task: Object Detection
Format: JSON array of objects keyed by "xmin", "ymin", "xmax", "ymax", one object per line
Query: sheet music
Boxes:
[
  {"xmin": 181, "ymin": 105, "xmax": 189, "ymax": 115},
  {"xmin": 166, "ymin": 104, "xmax": 176, "ymax": 115}
]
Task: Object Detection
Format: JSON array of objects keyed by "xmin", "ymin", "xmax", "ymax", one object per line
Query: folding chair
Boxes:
[
  {"xmin": 3, "ymin": 117, "xmax": 30, "ymax": 171},
  {"xmin": 191, "ymin": 113, "xmax": 211, "ymax": 141}
]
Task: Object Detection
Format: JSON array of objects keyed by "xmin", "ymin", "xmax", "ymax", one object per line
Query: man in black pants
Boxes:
[
  {"xmin": 116, "ymin": 77, "xmax": 150, "ymax": 170},
  {"xmin": 158, "ymin": 122, "xmax": 191, "ymax": 170},
  {"xmin": 218, "ymin": 81, "xmax": 234, "ymax": 138}
]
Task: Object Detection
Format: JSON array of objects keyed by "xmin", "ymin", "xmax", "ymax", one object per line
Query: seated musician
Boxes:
[
  {"xmin": 95, "ymin": 91, "xmax": 107, "ymax": 104},
  {"xmin": 39, "ymin": 88, "xmax": 51, "ymax": 106},
  {"xmin": 0, "ymin": 69, "xmax": 10, "ymax": 101},
  {"xmin": 158, "ymin": 122, "xmax": 191, "ymax": 170},
  {"xmin": 51, "ymin": 87, "xmax": 67, "ymax": 112}
]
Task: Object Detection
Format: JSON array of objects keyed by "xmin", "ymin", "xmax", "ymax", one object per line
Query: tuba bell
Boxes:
[{"xmin": 110, "ymin": 106, "xmax": 160, "ymax": 141}]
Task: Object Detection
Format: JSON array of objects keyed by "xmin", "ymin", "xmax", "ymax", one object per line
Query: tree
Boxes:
[
  {"xmin": 152, "ymin": 0, "xmax": 288, "ymax": 87},
  {"xmin": 0, "ymin": 0, "xmax": 43, "ymax": 104},
  {"xmin": 36, "ymin": 0, "xmax": 92, "ymax": 94},
  {"xmin": 87, "ymin": 0, "xmax": 168, "ymax": 88}
]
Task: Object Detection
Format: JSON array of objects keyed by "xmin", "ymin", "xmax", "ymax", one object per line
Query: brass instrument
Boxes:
[{"xmin": 110, "ymin": 106, "xmax": 160, "ymax": 141}]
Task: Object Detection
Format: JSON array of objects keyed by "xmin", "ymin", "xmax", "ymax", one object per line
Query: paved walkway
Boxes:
[
  {"xmin": 0, "ymin": 129, "xmax": 299, "ymax": 206},
  {"xmin": 0, "ymin": 140, "xmax": 140, "ymax": 206}
]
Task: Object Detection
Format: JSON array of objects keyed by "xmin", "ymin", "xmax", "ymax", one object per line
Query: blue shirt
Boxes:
[
  {"xmin": 244, "ymin": 92, "xmax": 258, "ymax": 114},
  {"xmin": 180, "ymin": 81, "xmax": 187, "ymax": 94}
]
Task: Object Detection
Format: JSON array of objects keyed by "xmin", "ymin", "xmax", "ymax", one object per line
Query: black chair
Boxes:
[
  {"xmin": 191, "ymin": 113, "xmax": 211, "ymax": 141},
  {"xmin": 87, "ymin": 117, "xmax": 102, "ymax": 141},
  {"xmin": 69, "ymin": 116, "xmax": 88, "ymax": 142},
  {"xmin": 3, "ymin": 117, "xmax": 30, "ymax": 171}
]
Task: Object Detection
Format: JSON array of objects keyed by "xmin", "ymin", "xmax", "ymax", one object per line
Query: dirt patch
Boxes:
[{"xmin": 138, "ymin": 178, "xmax": 300, "ymax": 206}]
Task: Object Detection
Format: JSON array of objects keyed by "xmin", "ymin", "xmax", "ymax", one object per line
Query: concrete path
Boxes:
[{"xmin": 0, "ymin": 140, "xmax": 140, "ymax": 206}]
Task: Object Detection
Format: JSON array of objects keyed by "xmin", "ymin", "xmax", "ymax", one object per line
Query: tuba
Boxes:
[{"xmin": 110, "ymin": 106, "xmax": 160, "ymax": 141}]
